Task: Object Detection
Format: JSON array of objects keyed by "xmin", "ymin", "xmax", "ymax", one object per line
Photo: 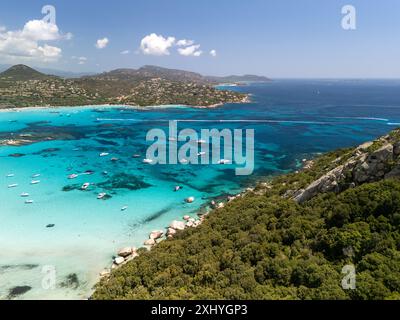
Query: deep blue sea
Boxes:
[{"xmin": 1, "ymin": 79, "xmax": 400, "ymax": 299}]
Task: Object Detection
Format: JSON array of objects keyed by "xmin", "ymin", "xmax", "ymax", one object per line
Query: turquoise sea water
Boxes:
[{"xmin": 1, "ymin": 80, "xmax": 400, "ymax": 299}]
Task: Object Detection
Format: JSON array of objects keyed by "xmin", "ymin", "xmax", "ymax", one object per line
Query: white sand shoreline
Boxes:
[
  {"xmin": 0, "ymin": 104, "xmax": 188, "ymax": 113},
  {"xmin": 0, "ymin": 94, "xmax": 251, "ymax": 113}
]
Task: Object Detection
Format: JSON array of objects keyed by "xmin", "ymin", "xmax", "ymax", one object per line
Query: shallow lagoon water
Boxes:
[{"xmin": 1, "ymin": 80, "xmax": 400, "ymax": 299}]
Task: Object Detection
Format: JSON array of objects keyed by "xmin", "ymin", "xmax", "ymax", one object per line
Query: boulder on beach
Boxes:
[
  {"xmin": 149, "ymin": 230, "xmax": 164, "ymax": 240},
  {"xmin": 125, "ymin": 252, "xmax": 139, "ymax": 262},
  {"xmin": 114, "ymin": 257, "xmax": 125, "ymax": 265},
  {"xmin": 117, "ymin": 247, "xmax": 133, "ymax": 257},
  {"xmin": 183, "ymin": 215, "xmax": 190, "ymax": 221},
  {"xmin": 186, "ymin": 221, "xmax": 194, "ymax": 228},
  {"xmin": 99, "ymin": 269, "xmax": 111, "ymax": 277},
  {"xmin": 169, "ymin": 220, "xmax": 186, "ymax": 231},
  {"xmin": 167, "ymin": 227, "xmax": 177, "ymax": 236},
  {"xmin": 144, "ymin": 238, "xmax": 156, "ymax": 246}
]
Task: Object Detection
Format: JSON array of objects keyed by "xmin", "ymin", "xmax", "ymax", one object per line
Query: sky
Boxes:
[{"xmin": 0, "ymin": 0, "xmax": 399, "ymax": 78}]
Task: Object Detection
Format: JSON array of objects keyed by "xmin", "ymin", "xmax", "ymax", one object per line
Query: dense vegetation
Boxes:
[{"xmin": 93, "ymin": 143, "xmax": 400, "ymax": 300}]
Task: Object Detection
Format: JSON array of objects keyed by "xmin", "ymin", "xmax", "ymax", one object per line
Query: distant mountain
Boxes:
[
  {"xmin": 36, "ymin": 68, "xmax": 96, "ymax": 79},
  {"xmin": 88, "ymin": 65, "xmax": 270, "ymax": 84},
  {"xmin": 0, "ymin": 65, "xmax": 96, "ymax": 79},
  {"xmin": 88, "ymin": 65, "xmax": 207, "ymax": 83},
  {"xmin": 0, "ymin": 64, "xmax": 56, "ymax": 81},
  {"xmin": 205, "ymin": 74, "xmax": 271, "ymax": 83},
  {"xmin": 0, "ymin": 64, "xmax": 270, "ymax": 83}
]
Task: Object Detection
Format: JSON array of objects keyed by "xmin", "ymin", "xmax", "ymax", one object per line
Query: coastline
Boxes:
[{"xmin": 0, "ymin": 94, "xmax": 251, "ymax": 113}]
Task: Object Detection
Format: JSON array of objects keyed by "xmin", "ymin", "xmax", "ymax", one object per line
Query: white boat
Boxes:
[
  {"xmin": 180, "ymin": 159, "xmax": 189, "ymax": 164},
  {"xmin": 143, "ymin": 158, "xmax": 153, "ymax": 164},
  {"xmin": 218, "ymin": 159, "xmax": 231, "ymax": 165},
  {"xmin": 99, "ymin": 152, "xmax": 109, "ymax": 157},
  {"xmin": 8, "ymin": 183, "xmax": 18, "ymax": 188},
  {"xmin": 20, "ymin": 193, "xmax": 30, "ymax": 197},
  {"xmin": 97, "ymin": 192, "xmax": 107, "ymax": 199},
  {"xmin": 174, "ymin": 186, "xmax": 182, "ymax": 192},
  {"xmin": 25, "ymin": 200, "xmax": 34, "ymax": 204},
  {"xmin": 32, "ymin": 174, "xmax": 41, "ymax": 178},
  {"xmin": 197, "ymin": 139, "xmax": 207, "ymax": 144},
  {"xmin": 81, "ymin": 183, "xmax": 90, "ymax": 190},
  {"xmin": 197, "ymin": 152, "xmax": 206, "ymax": 156},
  {"xmin": 68, "ymin": 174, "xmax": 78, "ymax": 179},
  {"xmin": 121, "ymin": 206, "xmax": 128, "ymax": 211},
  {"xmin": 30, "ymin": 180, "xmax": 40, "ymax": 185},
  {"xmin": 6, "ymin": 174, "xmax": 15, "ymax": 178}
]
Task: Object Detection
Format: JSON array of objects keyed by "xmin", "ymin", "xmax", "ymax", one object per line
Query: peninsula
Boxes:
[{"xmin": 0, "ymin": 65, "xmax": 266, "ymax": 109}]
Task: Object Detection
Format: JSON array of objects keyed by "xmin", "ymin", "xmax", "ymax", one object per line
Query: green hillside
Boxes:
[
  {"xmin": 0, "ymin": 64, "xmax": 55, "ymax": 81},
  {"xmin": 93, "ymin": 129, "xmax": 400, "ymax": 300}
]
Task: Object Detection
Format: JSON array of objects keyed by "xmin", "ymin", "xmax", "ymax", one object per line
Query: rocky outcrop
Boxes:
[
  {"xmin": 144, "ymin": 239, "xmax": 156, "ymax": 246},
  {"xmin": 169, "ymin": 220, "xmax": 186, "ymax": 231},
  {"xmin": 117, "ymin": 247, "xmax": 134, "ymax": 258},
  {"xmin": 149, "ymin": 230, "xmax": 164, "ymax": 240},
  {"xmin": 294, "ymin": 140, "xmax": 400, "ymax": 203}
]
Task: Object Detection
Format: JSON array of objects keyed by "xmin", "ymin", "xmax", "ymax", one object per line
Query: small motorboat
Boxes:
[
  {"xmin": 143, "ymin": 158, "xmax": 153, "ymax": 164},
  {"xmin": 197, "ymin": 152, "xmax": 206, "ymax": 156},
  {"xmin": 68, "ymin": 174, "xmax": 78, "ymax": 179},
  {"xmin": 132, "ymin": 154, "xmax": 141, "ymax": 158},
  {"xmin": 20, "ymin": 193, "xmax": 30, "ymax": 197},
  {"xmin": 32, "ymin": 174, "xmax": 41, "ymax": 178},
  {"xmin": 121, "ymin": 206, "xmax": 128, "ymax": 211},
  {"xmin": 25, "ymin": 200, "xmax": 34, "ymax": 204},
  {"xmin": 99, "ymin": 152, "xmax": 109, "ymax": 157},
  {"xmin": 81, "ymin": 183, "xmax": 90, "ymax": 190},
  {"xmin": 97, "ymin": 192, "xmax": 107, "ymax": 200},
  {"xmin": 102, "ymin": 171, "xmax": 109, "ymax": 176},
  {"xmin": 111, "ymin": 157, "xmax": 119, "ymax": 162},
  {"xmin": 8, "ymin": 183, "xmax": 18, "ymax": 188},
  {"xmin": 197, "ymin": 139, "xmax": 207, "ymax": 144},
  {"xmin": 6, "ymin": 173, "xmax": 15, "ymax": 178},
  {"xmin": 30, "ymin": 180, "xmax": 40, "ymax": 185},
  {"xmin": 180, "ymin": 159, "xmax": 189, "ymax": 164},
  {"xmin": 84, "ymin": 170, "xmax": 95, "ymax": 175},
  {"xmin": 174, "ymin": 186, "xmax": 183, "ymax": 192},
  {"xmin": 218, "ymin": 159, "xmax": 231, "ymax": 165}
]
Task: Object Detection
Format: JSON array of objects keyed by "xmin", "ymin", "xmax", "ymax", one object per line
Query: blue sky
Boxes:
[{"xmin": 0, "ymin": 0, "xmax": 399, "ymax": 78}]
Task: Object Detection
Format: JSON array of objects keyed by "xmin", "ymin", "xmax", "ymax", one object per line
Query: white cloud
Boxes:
[
  {"xmin": 177, "ymin": 39, "xmax": 194, "ymax": 47},
  {"xmin": 96, "ymin": 37, "xmax": 109, "ymax": 49},
  {"xmin": 210, "ymin": 49, "xmax": 217, "ymax": 57},
  {"xmin": 178, "ymin": 44, "xmax": 202, "ymax": 57},
  {"xmin": 72, "ymin": 56, "xmax": 87, "ymax": 65},
  {"xmin": 120, "ymin": 50, "xmax": 130, "ymax": 55},
  {"xmin": 22, "ymin": 20, "xmax": 60, "ymax": 41},
  {"xmin": 0, "ymin": 19, "xmax": 70, "ymax": 62},
  {"xmin": 38, "ymin": 44, "xmax": 62, "ymax": 58},
  {"xmin": 140, "ymin": 33, "xmax": 175, "ymax": 56}
]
